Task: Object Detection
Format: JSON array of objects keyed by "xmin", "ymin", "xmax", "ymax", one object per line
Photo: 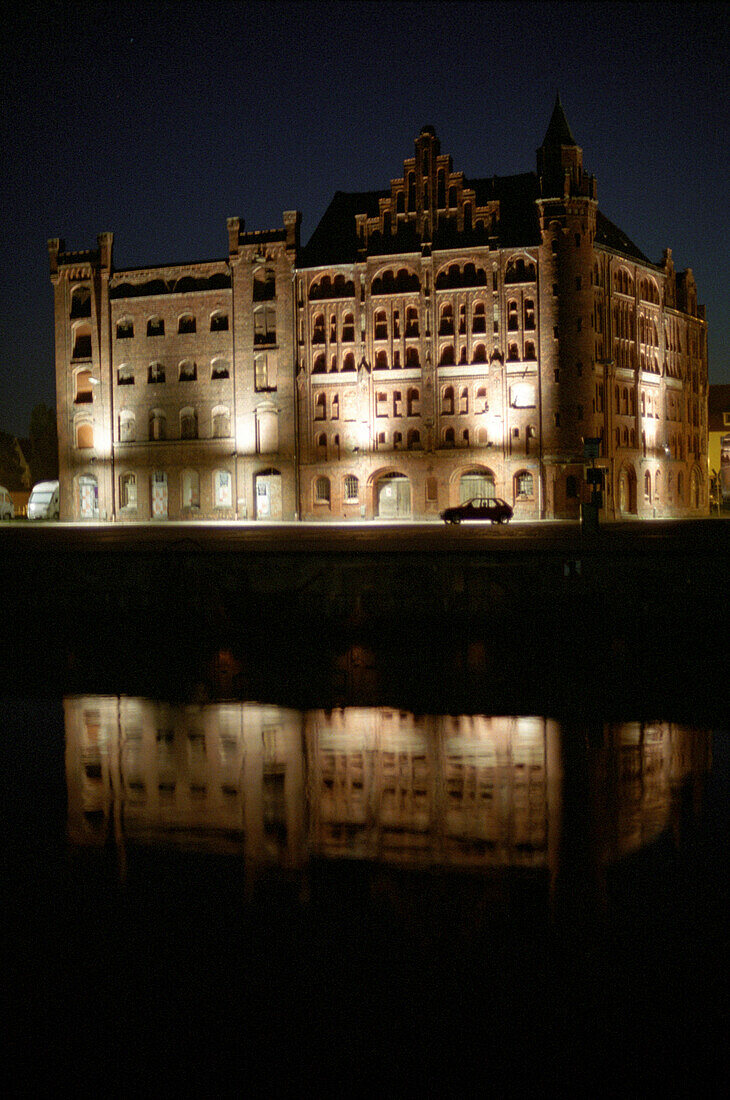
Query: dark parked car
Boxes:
[{"xmin": 440, "ymin": 497, "xmax": 513, "ymax": 525}]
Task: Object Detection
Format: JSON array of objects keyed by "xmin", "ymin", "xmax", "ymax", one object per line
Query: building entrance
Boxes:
[
  {"xmin": 376, "ymin": 473, "xmax": 411, "ymax": 518},
  {"xmin": 255, "ymin": 469, "xmax": 282, "ymax": 519},
  {"xmin": 78, "ymin": 475, "xmax": 99, "ymax": 519}
]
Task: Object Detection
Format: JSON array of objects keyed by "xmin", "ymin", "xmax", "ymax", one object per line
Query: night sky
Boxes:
[{"xmin": 3, "ymin": 0, "xmax": 729, "ymax": 438}]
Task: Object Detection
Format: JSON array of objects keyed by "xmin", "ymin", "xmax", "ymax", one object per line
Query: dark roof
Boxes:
[
  {"xmin": 300, "ymin": 190, "xmax": 388, "ymax": 267},
  {"xmin": 300, "ymin": 172, "xmax": 652, "ymax": 269},
  {"xmin": 595, "ymin": 210, "xmax": 652, "ymax": 265},
  {"xmin": 542, "ymin": 94, "xmax": 577, "ymax": 148},
  {"xmin": 300, "ymin": 174, "xmax": 542, "ymax": 267}
]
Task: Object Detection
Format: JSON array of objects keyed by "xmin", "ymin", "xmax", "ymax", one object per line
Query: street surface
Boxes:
[{"xmin": 1, "ymin": 516, "xmax": 728, "ymax": 555}]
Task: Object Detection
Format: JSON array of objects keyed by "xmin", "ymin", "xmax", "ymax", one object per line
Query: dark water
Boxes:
[{"xmin": 2, "ymin": 689, "xmax": 727, "ymax": 1089}]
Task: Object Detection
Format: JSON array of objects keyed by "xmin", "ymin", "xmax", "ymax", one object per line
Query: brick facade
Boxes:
[{"xmin": 49, "ymin": 98, "xmax": 709, "ymax": 522}]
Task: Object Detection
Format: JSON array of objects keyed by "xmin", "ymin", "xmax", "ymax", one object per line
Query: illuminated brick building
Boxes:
[{"xmin": 49, "ymin": 97, "xmax": 708, "ymax": 522}]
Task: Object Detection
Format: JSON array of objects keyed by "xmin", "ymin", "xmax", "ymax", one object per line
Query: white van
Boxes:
[
  {"xmin": 28, "ymin": 480, "xmax": 60, "ymax": 520},
  {"xmin": 0, "ymin": 485, "xmax": 15, "ymax": 520}
]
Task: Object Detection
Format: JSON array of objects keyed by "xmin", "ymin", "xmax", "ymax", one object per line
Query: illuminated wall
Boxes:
[{"xmin": 50, "ymin": 102, "xmax": 708, "ymax": 521}]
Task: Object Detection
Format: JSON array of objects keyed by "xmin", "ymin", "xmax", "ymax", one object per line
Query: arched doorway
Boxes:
[
  {"xmin": 255, "ymin": 468, "xmax": 282, "ymax": 519},
  {"xmin": 375, "ymin": 472, "xmax": 411, "ymax": 518},
  {"xmin": 690, "ymin": 467, "xmax": 701, "ymax": 509},
  {"xmin": 459, "ymin": 468, "xmax": 495, "ymax": 503},
  {"xmin": 78, "ymin": 475, "xmax": 99, "ymax": 519},
  {"xmin": 617, "ymin": 465, "xmax": 637, "ymax": 515}
]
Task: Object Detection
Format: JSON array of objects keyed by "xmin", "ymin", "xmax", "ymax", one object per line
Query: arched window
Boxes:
[
  {"xmin": 116, "ymin": 318, "xmax": 134, "ymax": 340},
  {"xmin": 524, "ymin": 300, "xmax": 535, "ymax": 329},
  {"xmin": 178, "ymin": 313, "xmax": 196, "ymax": 334},
  {"xmin": 315, "ymin": 476, "xmax": 330, "ymax": 504},
  {"xmin": 472, "ymin": 344, "xmax": 487, "ymax": 364},
  {"xmin": 119, "ymin": 411, "xmax": 136, "ymax": 442},
  {"xmin": 472, "ymin": 302, "xmax": 486, "ymax": 333},
  {"xmin": 374, "ymin": 310, "xmax": 388, "ymax": 340},
  {"xmin": 477, "ymin": 427, "xmax": 488, "ymax": 446},
  {"xmin": 312, "ymin": 313, "xmax": 325, "ymax": 343},
  {"xmin": 119, "ymin": 472, "xmax": 137, "ymax": 510},
  {"xmin": 313, "ymin": 353, "xmax": 326, "ymax": 374},
  {"xmin": 443, "ymin": 427, "xmax": 455, "ymax": 447},
  {"xmin": 179, "ymin": 360, "xmax": 196, "ymax": 381},
  {"xmin": 214, "ymin": 469, "xmax": 232, "ymax": 509},
  {"xmin": 182, "ymin": 469, "xmax": 200, "ymax": 510},
  {"xmin": 314, "ymin": 392, "xmax": 327, "ymax": 421},
  {"xmin": 407, "ymin": 429, "xmax": 421, "ymax": 449},
  {"xmin": 515, "ymin": 471, "xmax": 534, "ymax": 499},
  {"xmin": 507, "ymin": 343, "xmax": 519, "ymax": 362},
  {"xmin": 344, "ymin": 475, "xmax": 359, "ymax": 503},
  {"xmin": 180, "ymin": 407, "xmax": 198, "ymax": 439},
  {"xmin": 76, "ymin": 422, "xmax": 93, "ymax": 449},
  {"xmin": 342, "ymin": 313, "xmax": 355, "ymax": 342},
  {"xmin": 405, "ymin": 346, "xmax": 420, "ymax": 367},
  {"xmin": 342, "ymin": 352, "xmax": 355, "ymax": 371},
  {"xmin": 507, "ymin": 301, "xmax": 519, "ymax": 331},
  {"xmin": 407, "ymin": 388, "xmax": 420, "ymax": 416},
  {"xmin": 147, "ymin": 316, "xmax": 164, "ymax": 337},
  {"xmin": 405, "ymin": 308, "xmax": 419, "ymax": 337},
  {"xmin": 70, "ymin": 285, "xmax": 92, "ymax": 319},
  {"xmin": 439, "ymin": 345, "xmax": 455, "ymax": 366},
  {"xmin": 210, "ymin": 311, "xmax": 229, "ymax": 332},
  {"xmin": 254, "ymin": 306, "xmax": 276, "ymax": 344},
  {"xmin": 459, "ymin": 387, "xmax": 468, "ymax": 414},
  {"xmin": 376, "ymin": 350, "xmax": 389, "ymax": 369},
  {"xmin": 149, "ymin": 410, "xmax": 166, "ymax": 441},
  {"xmin": 212, "ymin": 406, "xmax": 230, "ymax": 438},
  {"xmin": 253, "ymin": 267, "xmax": 276, "ymax": 301},
  {"xmin": 525, "ymin": 341, "xmax": 536, "ymax": 360},
  {"xmin": 72, "ymin": 324, "xmax": 92, "ymax": 359},
  {"xmin": 442, "ymin": 386, "xmax": 454, "ymax": 415},
  {"xmin": 644, "ymin": 471, "xmax": 652, "ymax": 502},
  {"xmin": 74, "ymin": 368, "xmax": 93, "ymax": 403},
  {"xmin": 148, "ymin": 362, "xmax": 165, "ymax": 383},
  {"xmin": 211, "ymin": 358, "xmax": 230, "ymax": 380},
  {"xmin": 439, "ymin": 304, "xmax": 454, "ymax": 336}
]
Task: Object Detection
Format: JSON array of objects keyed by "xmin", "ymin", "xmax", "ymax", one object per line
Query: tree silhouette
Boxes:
[{"xmin": 29, "ymin": 403, "xmax": 58, "ymax": 484}]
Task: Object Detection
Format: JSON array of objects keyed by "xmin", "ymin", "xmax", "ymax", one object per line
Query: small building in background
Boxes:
[{"xmin": 708, "ymin": 384, "xmax": 730, "ymax": 508}]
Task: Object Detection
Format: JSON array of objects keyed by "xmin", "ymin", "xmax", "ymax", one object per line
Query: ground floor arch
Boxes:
[
  {"xmin": 374, "ymin": 471, "xmax": 411, "ymax": 518},
  {"xmin": 457, "ymin": 466, "xmax": 496, "ymax": 503},
  {"xmin": 254, "ymin": 468, "xmax": 282, "ymax": 519},
  {"xmin": 617, "ymin": 464, "xmax": 637, "ymax": 515},
  {"xmin": 77, "ymin": 474, "xmax": 99, "ymax": 520}
]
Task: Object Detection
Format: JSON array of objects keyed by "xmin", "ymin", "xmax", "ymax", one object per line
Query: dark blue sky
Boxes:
[{"xmin": 2, "ymin": 0, "xmax": 728, "ymax": 437}]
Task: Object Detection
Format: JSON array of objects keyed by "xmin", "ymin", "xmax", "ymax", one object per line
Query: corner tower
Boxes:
[{"xmin": 535, "ymin": 96, "xmax": 599, "ymax": 519}]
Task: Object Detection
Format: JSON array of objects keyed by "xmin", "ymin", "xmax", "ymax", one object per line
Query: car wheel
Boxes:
[{"xmin": 498, "ymin": 515, "xmax": 508, "ymax": 524}]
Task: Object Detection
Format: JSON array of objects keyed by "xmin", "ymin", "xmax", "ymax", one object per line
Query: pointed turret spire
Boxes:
[
  {"xmin": 537, "ymin": 94, "xmax": 587, "ymax": 197},
  {"xmin": 542, "ymin": 93, "xmax": 577, "ymax": 148}
]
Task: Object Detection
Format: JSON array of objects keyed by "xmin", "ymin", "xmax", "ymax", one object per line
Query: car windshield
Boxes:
[{"xmin": 32, "ymin": 492, "xmax": 54, "ymax": 503}]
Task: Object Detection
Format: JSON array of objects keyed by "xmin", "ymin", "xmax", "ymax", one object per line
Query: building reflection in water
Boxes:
[{"xmin": 65, "ymin": 697, "xmax": 711, "ymax": 902}]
